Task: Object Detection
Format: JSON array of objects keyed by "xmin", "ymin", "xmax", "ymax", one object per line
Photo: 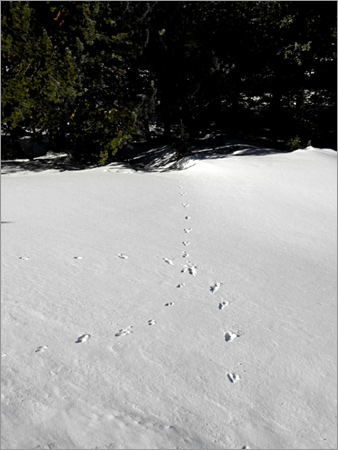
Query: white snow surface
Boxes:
[{"xmin": 1, "ymin": 146, "xmax": 337, "ymax": 449}]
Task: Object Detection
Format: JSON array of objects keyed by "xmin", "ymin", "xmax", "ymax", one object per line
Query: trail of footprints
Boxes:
[
  {"xmin": 19, "ymin": 180, "xmax": 249, "ymax": 449},
  {"xmin": 171, "ymin": 181, "xmax": 243, "ymax": 385},
  {"xmin": 21, "ymin": 180, "xmax": 243, "ymax": 389}
]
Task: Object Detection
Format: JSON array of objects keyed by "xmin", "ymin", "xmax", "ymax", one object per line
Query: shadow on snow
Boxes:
[{"xmin": 1, "ymin": 137, "xmax": 289, "ymax": 175}]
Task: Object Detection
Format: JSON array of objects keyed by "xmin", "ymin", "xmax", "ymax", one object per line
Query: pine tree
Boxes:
[
  {"xmin": 2, "ymin": 1, "xmax": 336, "ymax": 161},
  {"xmin": 2, "ymin": 1, "xmax": 155, "ymax": 163}
]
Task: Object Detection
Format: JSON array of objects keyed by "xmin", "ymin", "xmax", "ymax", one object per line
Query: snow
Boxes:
[{"xmin": 1, "ymin": 145, "xmax": 337, "ymax": 449}]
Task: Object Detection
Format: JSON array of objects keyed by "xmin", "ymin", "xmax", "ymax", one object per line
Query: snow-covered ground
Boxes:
[{"xmin": 1, "ymin": 145, "xmax": 337, "ymax": 449}]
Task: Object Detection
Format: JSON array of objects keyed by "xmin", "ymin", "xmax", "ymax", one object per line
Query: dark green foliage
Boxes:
[
  {"xmin": 141, "ymin": 1, "xmax": 336, "ymax": 149},
  {"xmin": 2, "ymin": 1, "xmax": 154, "ymax": 162},
  {"xmin": 2, "ymin": 1, "xmax": 336, "ymax": 163},
  {"xmin": 285, "ymin": 136, "xmax": 312, "ymax": 152}
]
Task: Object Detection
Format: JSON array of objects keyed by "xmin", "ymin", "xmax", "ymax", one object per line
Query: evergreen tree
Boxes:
[
  {"xmin": 2, "ymin": 1, "xmax": 336, "ymax": 162},
  {"xmin": 2, "ymin": 1, "xmax": 154, "ymax": 163}
]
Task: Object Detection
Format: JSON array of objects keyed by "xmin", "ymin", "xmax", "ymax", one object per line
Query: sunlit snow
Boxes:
[{"xmin": 1, "ymin": 145, "xmax": 337, "ymax": 449}]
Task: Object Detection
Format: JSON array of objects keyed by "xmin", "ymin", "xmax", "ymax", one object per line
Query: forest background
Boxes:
[{"xmin": 1, "ymin": 1, "xmax": 337, "ymax": 164}]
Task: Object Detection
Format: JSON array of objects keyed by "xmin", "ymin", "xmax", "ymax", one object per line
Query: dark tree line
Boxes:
[{"xmin": 2, "ymin": 1, "xmax": 337, "ymax": 163}]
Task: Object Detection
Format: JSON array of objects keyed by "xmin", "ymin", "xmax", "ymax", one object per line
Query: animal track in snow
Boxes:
[
  {"xmin": 115, "ymin": 326, "xmax": 133, "ymax": 337},
  {"xmin": 227, "ymin": 373, "xmax": 240, "ymax": 383},
  {"xmin": 19, "ymin": 256, "xmax": 29, "ymax": 260},
  {"xmin": 182, "ymin": 241, "xmax": 190, "ymax": 246},
  {"xmin": 118, "ymin": 253, "xmax": 129, "ymax": 259},
  {"xmin": 35, "ymin": 345, "xmax": 48, "ymax": 353},
  {"xmin": 75, "ymin": 334, "xmax": 91, "ymax": 343},
  {"xmin": 182, "ymin": 203, "xmax": 189, "ymax": 208},
  {"xmin": 148, "ymin": 319, "xmax": 156, "ymax": 326},
  {"xmin": 182, "ymin": 251, "xmax": 189, "ymax": 258},
  {"xmin": 181, "ymin": 263, "xmax": 197, "ymax": 276},
  {"xmin": 164, "ymin": 302, "xmax": 175, "ymax": 307},
  {"xmin": 210, "ymin": 282, "xmax": 221, "ymax": 293},
  {"xmin": 73, "ymin": 256, "xmax": 83, "ymax": 260},
  {"xmin": 177, "ymin": 283, "xmax": 185, "ymax": 288},
  {"xmin": 185, "ymin": 216, "xmax": 191, "ymax": 220},
  {"xmin": 184, "ymin": 228, "xmax": 192, "ymax": 233},
  {"xmin": 188, "ymin": 266, "xmax": 197, "ymax": 276},
  {"xmin": 224, "ymin": 331, "xmax": 238, "ymax": 342},
  {"xmin": 180, "ymin": 192, "xmax": 187, "ymax": 197},
  {"xmin": 219, "ymin": 301, "xmax": 229, "ymax": 310},
  {"xmin": 163, "ymin": 258, "xmax": 174, "ymax": 265}
]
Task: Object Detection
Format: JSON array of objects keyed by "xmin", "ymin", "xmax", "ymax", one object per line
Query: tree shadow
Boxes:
[
  {"xmin": 126, "ymin": 136, "xmax": 288, "ymax": 172},
  {"xmin": 190, "ymin": 134, "xmax": 287, "ymax": 159},
  {"xmin": 1, "ymin": 136, "xmax": 289, "ymax": 175},
  {"xmin": 1, "ymin": 154, "xmax": 97, "ymax": 175},
  {"xmin": 124, "ymin": 144, "xmax": 178, "ymax": 172},
  {"xmin": 192, "ymin": 144, "xmax": 285, "ymax": 160}
]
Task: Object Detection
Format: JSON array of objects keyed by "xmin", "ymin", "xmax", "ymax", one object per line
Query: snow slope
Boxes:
[{"xmin": 1, "ymin": 146, "xmax": 337, "ymax": 449}]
